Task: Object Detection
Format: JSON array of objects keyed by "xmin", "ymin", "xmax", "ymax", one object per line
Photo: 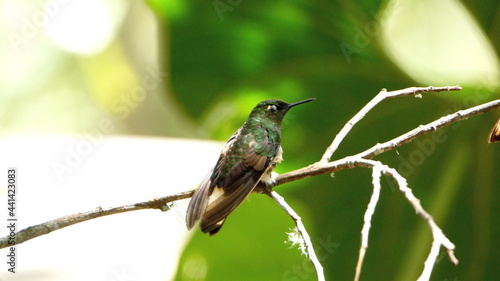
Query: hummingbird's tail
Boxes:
[
  {"xmin": 186, "ymin": 170, "xmax": 213, "ymax": 230},
  {"xmin": 201, "ymin": 218, "xmax": 226, "ymax": 235}
]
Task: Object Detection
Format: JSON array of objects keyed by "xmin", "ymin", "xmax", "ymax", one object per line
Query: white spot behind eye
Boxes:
[{"xmin": 268, "ymin": 105, "xmax": 277, "ymax": 111}]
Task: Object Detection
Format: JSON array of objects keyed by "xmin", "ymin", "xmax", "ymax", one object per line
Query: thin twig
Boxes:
[
  {"xmin": 417, "ymin": 239, "xmax": 443, "ymax": 281},
  {"xmin": 381, "ymin": 161, "xmax": 459, "ymax": 280},
  {"xmin": 354, "ymin": 166, "xmax": 383, "ymax": 281},
  {"xmin": 343, "ymin": 158, "xmax": 458, "ymax": 280},
  {"xmin": 265, "ymin": 189, "xmax": 325, "ymax": 281},
  {"xmin": 353, "ymin": 99, "xmax": 500, "ymax": 159},
  {"xmin": 319, "ymin": 86, "xmax": 462, "ymax": 163},
  {"xmin": 0, "ymin": 191, "xmax": 192, "ymax": 248}
]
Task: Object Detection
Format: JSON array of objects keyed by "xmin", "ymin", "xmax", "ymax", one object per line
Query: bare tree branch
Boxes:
[
  {"xmin": 354, "ymin": 166, "xmax": 383, "ymax": 281},
  {"xmin": 351, "ymin": 159, "xmax": 458, "ymax": 278},
  {"xmin": 0, "ymin": 191, "xmax": 192, "ymax": 248},
  {"xmin": 319, "ymin": 85, "xmax": 462, "ymax": 163},
  {"xmin": 325, "ymin": 157, "xmax": 457, "ymax": 280},
  {"xmin": 275, "ymin": 97, "xmax": 500, "ymax": 186},
  {"xmin": 2, "ymin": 85, "xmax": 497, "ymax": 280},
  {"xmin": 353, "ymin": 99, "xmax": 500, "ymax": 159}
]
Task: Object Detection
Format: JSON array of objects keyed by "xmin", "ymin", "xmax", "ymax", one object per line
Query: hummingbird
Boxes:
[
  {"xmin": 488, "ymin": 118, "xmax": 500, "ymax": 143},
  {"xmin": 186, "ymin": 98, "xmax": 315, "ymax": 235}
]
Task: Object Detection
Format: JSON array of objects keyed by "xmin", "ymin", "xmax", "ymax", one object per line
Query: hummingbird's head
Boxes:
[{"xmin": 249, "ymin": 98, "xmax": 315, "ymax": 124}]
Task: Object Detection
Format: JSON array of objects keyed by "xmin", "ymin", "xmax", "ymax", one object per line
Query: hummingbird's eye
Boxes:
[{"xmin": 267, "ymin": 105, "xmax": 277, "ymax": 112}]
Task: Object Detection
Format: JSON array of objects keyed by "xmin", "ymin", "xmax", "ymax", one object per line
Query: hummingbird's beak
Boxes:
[{"xmin": 287, "ymin": 98, "xmax": 316, "ymax": 109}]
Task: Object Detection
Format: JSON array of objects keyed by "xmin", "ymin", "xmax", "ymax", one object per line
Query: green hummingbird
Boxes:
[{"xmin": 186, "ymin": 98, "xmax": 315, "ymax": 235}]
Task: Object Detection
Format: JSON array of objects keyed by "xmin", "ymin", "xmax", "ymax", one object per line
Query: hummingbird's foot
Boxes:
[{"xmin": 261, "ymin": 171, "xmax": 278, "ymax": 187}]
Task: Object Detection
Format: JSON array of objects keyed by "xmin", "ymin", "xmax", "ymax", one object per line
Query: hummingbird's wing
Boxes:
[
  {"xmin": 200, "ymin": 131, "xmax": 278, "ymax": 235},
  {"xmin": 185, "ymin": 129, "xmax": 242, "ymax": 231},
  {"xmin": 489, "ymin": 118, "xmax": 500, "ymax": 143}
]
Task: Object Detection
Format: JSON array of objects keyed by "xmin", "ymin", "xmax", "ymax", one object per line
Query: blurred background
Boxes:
[{"xmin": 0, "ymin": 0, "xmax": 499, "ymax": 280}]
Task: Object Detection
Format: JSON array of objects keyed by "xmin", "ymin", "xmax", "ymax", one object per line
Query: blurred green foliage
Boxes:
[{"xmin": 148, "ymin": 0, "xmax": 499, "ymax": 280}]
